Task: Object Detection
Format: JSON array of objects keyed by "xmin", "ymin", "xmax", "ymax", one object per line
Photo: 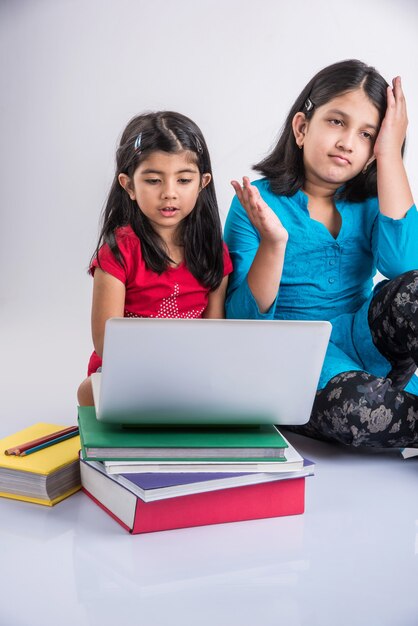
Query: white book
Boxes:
[
  {"xmin": 103, "ymin": 434, "xmax": 304, "ymax": 474},
  {"xmin": 400, "ymin": 447, "xmax": 418, "ymax": 459},
  {"xmin": 81, "ymin": 457, "xmax": 314, "ymax": 502}
]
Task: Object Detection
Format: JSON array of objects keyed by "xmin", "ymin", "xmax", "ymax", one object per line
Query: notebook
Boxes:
[{"xmin": 91, "ymin": 318, "xmax": 331, "ymax": 426}]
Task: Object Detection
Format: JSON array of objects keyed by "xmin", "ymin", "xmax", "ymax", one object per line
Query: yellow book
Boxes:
[
  {"xmin": 0, "ymin": 423, "xmax": 81, "ymax": 506},
  {"xmin": 0, "ymin": 485, "xmax": 81, "ymax": 507}
]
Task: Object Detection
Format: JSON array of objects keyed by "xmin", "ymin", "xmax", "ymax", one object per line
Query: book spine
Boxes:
[{"xmin": 82, "ymin": 488, "xmax": 132, "ymax": 533}]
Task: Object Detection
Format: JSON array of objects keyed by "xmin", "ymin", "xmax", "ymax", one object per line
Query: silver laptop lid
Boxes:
[{"xmin": 95, "ymin": 318, "xmax": 331, "ymax": 426}]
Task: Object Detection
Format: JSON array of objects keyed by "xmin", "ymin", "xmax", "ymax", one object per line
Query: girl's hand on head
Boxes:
[
  {"xmin": 231, "ymin": 177, "xmax": 288, "ymax": 246},
  {"xmin": 373, "ymin": 76, "xmax": 414, "ymax": 219},
  {"xmin": 373, "ymin": 76, "xmax": 408, "ymax": 161}
]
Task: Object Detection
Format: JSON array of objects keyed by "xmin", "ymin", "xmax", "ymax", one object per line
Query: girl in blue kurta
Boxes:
[{"xmin": 224, "ymin": 59, "xmax": 418, "ymax": 448}]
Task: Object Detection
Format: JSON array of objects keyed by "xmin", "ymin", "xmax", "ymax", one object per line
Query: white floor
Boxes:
[{"xmin": 1, "ymin": 430, "xmax": 417, "ymax": 626}]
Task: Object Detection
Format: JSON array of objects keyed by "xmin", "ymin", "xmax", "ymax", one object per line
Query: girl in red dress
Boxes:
[{"xmin": 78, "ymin": 111, "xmax": 232, "ymax": 405}]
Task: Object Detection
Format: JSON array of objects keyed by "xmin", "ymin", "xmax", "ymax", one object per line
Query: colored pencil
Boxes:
[
  {"xmin": 20, "ymin": 430, "xmax": 80, "ymax": 456},
  {"xmin": 5, "ymin": 426, "xmax": 79, "ymax": 456}
]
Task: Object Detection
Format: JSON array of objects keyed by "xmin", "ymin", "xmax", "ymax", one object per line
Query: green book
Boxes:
[{"xmin": 78, "ymin": 406, "xmax": 288, "ymax": 462}]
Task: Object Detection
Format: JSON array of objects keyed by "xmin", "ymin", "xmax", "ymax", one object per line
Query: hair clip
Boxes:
[
  {"xmin": 304, "ymin": 98, "xmax": 314, "ymax": 112},
  {"xmin": 195, "ymin": 137, "xmax": 203, "ymax": 154},
  {"xmin": 134, "ymin": 133, "xmax": 142, "ymax": 151}
]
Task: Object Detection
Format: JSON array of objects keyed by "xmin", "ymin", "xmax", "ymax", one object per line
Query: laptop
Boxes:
[{"xmin": 91, "ymin": 318, "xmax": 331, "ymax": 426}]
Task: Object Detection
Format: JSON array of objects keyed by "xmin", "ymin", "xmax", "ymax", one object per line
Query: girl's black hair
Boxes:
[
  {"xmin": 254, "ymin": 59, "xmax": 392, "ymax": 202},
  {"xmin": 93, "ymin": 111, "xmax": 224, "ymax": 290}
]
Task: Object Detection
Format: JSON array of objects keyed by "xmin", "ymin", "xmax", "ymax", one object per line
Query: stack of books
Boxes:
[
  {"xmin": 0, "ymin": 423, "xmax": 81, "ymax": 506},
  {"xmin": 78, "ymin": 406, "xmax": 313, "ymax": 534}
]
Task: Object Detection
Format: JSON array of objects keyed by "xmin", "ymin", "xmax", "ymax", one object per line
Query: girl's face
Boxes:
[
  {"xmin": 292, "ymin": 88, "xmax": 380, "ymax": 194},
  {"xmin": 118, "ymin": 150, "xmax": 211, "ymax": 238}
]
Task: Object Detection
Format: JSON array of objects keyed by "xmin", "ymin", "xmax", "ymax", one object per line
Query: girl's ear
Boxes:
[
  {"xmin": 118, "ymin": 173, "xmax": 136, "ymax": 200},
  {"xmin": 200, "ymin": 173, "xmax": 212, "ymax": 190},
  {"xmin": 292, "ymin": 112, "xmax": 308, "ymax": 148}
]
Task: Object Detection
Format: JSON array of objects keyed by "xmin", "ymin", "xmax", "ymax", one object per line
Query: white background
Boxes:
[{"xmin": 1, "ymin": 0, "xmax": 417, "ymax": 427}]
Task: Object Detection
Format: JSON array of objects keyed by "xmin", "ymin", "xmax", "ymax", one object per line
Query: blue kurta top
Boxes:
[{"xmin": 224, "ymin": 179, "xmax": 418, "ymax": 394}]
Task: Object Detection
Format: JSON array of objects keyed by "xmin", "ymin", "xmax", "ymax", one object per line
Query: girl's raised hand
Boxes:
[
  {"xmin": 231, "ymin": 177, "xmax": 288, "ymax": 246},
  {"xmin": 373, "ymin": 76, "xmax": 408, "ymax": 160}
]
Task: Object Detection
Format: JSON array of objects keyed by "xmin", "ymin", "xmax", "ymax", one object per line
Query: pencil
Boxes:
[
  {"xmin": 5, "ymin": 426, "xmax": 79, "ymax": 456},
  {"xmin": 20, "ymin": 430, "xmax": 79, "ymax": 456}
]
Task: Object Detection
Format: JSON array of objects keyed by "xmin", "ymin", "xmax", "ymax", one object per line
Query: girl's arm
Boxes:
[
  {"xmin": 202, "ymin": 275, "xmax": 229, "ymax": 318},
  {"xmin": 91, "ymin": 268, "xmax": 126, "ymax": 358},
  {"xmin": 374, "ymin": 77, "xmax": 414, "ymax": 219},
  {"xmin": 230, "ymin": 177, "xmax": 288, "ymax": 313}
]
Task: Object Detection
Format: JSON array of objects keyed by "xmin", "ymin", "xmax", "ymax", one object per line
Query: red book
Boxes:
[{"xmin": 80, "ymin": 460, "xmax": 305, "ymax": 534}]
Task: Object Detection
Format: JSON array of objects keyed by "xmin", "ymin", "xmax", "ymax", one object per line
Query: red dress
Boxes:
[{"xmin": 87, "ymin": 225, "xmax": 233, "ymax": 374}]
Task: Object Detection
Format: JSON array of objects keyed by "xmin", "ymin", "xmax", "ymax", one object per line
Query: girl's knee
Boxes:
[
  {"xmin": 395, "ymin": 269, "xmax": 418, "ymax": 291},
  {"xmin": 371, "ymin": 270, "xmax": 418, "ymax": 322},
  {"xmin": 391, "ymin": 270, "xmax": 418, "ymax": 318},
  {"xmin": 77, "ymin": 377, "xmax": 94, "ymax": 406}
]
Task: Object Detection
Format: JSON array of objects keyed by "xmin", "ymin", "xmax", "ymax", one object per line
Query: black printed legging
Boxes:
[{"xmin": 289, "ymin": 270, "xmax": 418, "ymax": 448}]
